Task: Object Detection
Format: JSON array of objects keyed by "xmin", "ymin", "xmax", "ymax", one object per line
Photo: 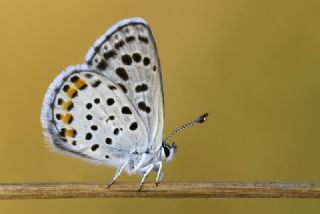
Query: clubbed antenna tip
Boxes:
[{"xmin": 197, "ymin": 113, "xmax": 209, "ymax": 124}]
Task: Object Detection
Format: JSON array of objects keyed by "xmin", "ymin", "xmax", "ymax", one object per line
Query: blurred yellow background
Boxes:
[{"xmin": 0, "ymin": 0, "xmax": 320, "ymax": 213}]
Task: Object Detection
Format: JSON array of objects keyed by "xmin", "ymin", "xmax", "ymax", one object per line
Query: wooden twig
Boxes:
[{"xmin": 0, "ymin": 181, "xmax": 320, "ymax": 199}]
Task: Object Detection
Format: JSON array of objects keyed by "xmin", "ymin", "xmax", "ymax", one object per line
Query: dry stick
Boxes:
[{"xmin": 1, "ymin": 182, "xmax": 320, "ymax": 199}]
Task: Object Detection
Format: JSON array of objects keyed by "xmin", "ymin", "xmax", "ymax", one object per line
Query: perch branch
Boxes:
[{"xmin": 0, "ymin": 181, "xmax": 320, "ymax": 199}]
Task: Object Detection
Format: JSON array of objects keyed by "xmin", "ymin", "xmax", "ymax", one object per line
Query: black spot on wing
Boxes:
[
  {"xmin": 86, "ymin": 114, "xmax": 93, "ymax": 120},
  {"xmin": 105, "ymin": 137, "xmax": 112, "ymax": 145},
  {"xmin": 70, "ymin": 76, "xmax": 79, "ymax": 83},
  {"xmin": 121, "ymin": 54, "xmax": 132, "ymax": 65},
  {"xmin": 108, "ymin": 85, "xmax": 116, "ymax": 90},
  {"xmin": 135, "ymin": 84, "xmax": 148, "ymax": 93},
  {"xmin": 113, "ymin": 128, "xmax": 119, "ymax": 135},
  {"xmin": 86, "ymin": 103, "xmax": 92, "ymax": 109},
  {"xmin": 126, "ymin": 36, "xmax": 135, "ymax": 42},
  {"xmin": 94, "ymin": 98, "xmax": 100, "ymax": 104},
  {"xmin": 63, "ymin": 85, "xmax": 70, "ymax": 92},
  {"xmin": 121, "ymin": 106, "xmax": 132, "ymax": 114},
  {"xmin": 143, "ymin": 57, "xmax": 150, "ymax": 66},
  {"xmin": 132, "ymin": 53, "xmax": 141, "ymax": 63},
  {"xmin": 138, "ymin": 36, "xmax": 149, "ymax": 44},
  {"xmin": 91, "ymin": 144, "xmax": 99, "ymax": 151},
  {"xmin": 97, "ymin": 60, "xmax": 108, "ymax": 70},
  {"xmin": 91, "ymin": 125, "xmax": 98, "ymax": 131},
  {"xmin": 92, "ymin": 80, "xmax": 101, "ymax": 87},
  {"xmin": 106, "ymin": 98, "xmax": 115, "ymax": 106},
  {"xmin": 67, "ymin": 103, "xmax": 74, "ymax": 111},
  {"xmin": 85, "ymin": 133, "xmax": 92, "ymax": 140},
  {"xmin": 59, "ymin": 128, "xmax": 66, "ymax": 137},
  {"xmin": 68, "ymin": 115, "xmax": 73, "ymax": 124},
  {"xmin": 138, "ymin": 101, "xmax": 151, "ymax": 113},
  {"xmin": 114, "ymin": 40, "xmax": 125, "ymax": 49},
  {"xmin": 117, "ymin": 83, "xmax": 127, "ymax": 93},
  {"xmin": 115, "ymin": 67, "xmax": 129, "ymax": 81},
  {"xmin": 104, "ymin": 50, "xmax": 117, "ymax": 60},
  {"xmin": 85, "ymin": 73, "xmax": 93, "ymax": 78},
  {"xmin": 57, "ymin": 98, "xmax": 63, "ymax": 105},
  {"xmin": 129, "ymin": 122, "xmax": 138, "ymax": 131}
]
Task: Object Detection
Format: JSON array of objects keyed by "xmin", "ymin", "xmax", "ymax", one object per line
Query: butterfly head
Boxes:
[{"xmin": 161, "ymin": 142, "xmax": 177, "ymax": 162}]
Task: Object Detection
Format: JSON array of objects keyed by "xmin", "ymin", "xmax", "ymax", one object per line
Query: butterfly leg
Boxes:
[
  {"xmin": 137, "ymin": 164, "xmax": 154, "ymax": 191},
  {"xmin": 155, "ymin": 161, "xmax": 163, "ymax": 186},
  {"xmin": 107, "ymin": 161, "xmax": 128, "ymax": 188}
]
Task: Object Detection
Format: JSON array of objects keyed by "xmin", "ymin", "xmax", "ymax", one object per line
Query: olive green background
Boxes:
[{"xmin": 0, "ymin": 0, "xmax": 319, "ymax": 213}]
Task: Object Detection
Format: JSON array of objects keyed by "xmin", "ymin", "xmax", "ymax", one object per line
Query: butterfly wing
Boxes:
[
  {"xmin": 41, "ymin": 65, "xmax": 149, "ymax": 167},
  {"xmin": 85, "ymin": 18, "xmax": 164, "ymax": 151}
]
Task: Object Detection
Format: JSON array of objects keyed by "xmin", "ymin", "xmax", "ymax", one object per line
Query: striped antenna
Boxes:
[{"xmin": 163, "ymin": 113, "xmax": 208, "ymax": 144}]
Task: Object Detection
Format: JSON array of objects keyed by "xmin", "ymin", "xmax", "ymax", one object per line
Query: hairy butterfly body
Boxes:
[{"xmin": 41, "ymin": 17, "xmax": 208, "ymax": 190}]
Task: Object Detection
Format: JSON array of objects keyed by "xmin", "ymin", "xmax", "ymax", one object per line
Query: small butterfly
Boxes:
[{"xmin": 41, "ymin": 17, "xmax": 208, "ymax": 191}]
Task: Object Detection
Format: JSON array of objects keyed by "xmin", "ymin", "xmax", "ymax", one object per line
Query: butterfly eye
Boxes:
[{"xmin": 163, "ymin": 146, "xmax": 170, "ymax": 157}]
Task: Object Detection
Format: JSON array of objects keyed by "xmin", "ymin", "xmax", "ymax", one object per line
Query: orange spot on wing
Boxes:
[
  {"xmin": 65, "ymin": 129, "xmax": 76, "ymax": 138},
  {"xmin": 61, "ymin": 113, "xmax": 73, "ymax": 124},
  {"xmin": 62, "ymin": 101, "xmax": 73, "ymax": 111},
  {"xmin": 67, "ymin": 87, "xmax": 77, "ymax": 98},
  {"xmin": 74, "ymin": 79, "xmax": 87, "ymax": 90}
]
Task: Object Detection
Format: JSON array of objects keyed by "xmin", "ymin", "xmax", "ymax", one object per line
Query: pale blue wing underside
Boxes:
[
  {"xmin": 41, "ymin": 65, "xmax": 149, "ymax": 167},
  {"xmin": 41, "ymin": 18, "xmax": 164, "ymax": 167},
  {"xmin": 85, "ymin": 18, "xmax": 164, "ymax": 151}
]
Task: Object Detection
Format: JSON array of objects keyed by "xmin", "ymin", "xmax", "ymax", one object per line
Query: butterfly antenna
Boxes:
[{"xmin": 163, "ymin": 113, "xmax": 209, "ymax": 144}]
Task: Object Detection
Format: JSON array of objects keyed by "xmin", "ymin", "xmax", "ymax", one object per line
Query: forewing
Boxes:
[
  {"xmin": 41, "ymin": 66, "xmax": 148, "ymax": 166},
  {"xmin": 85, "ymin": 18, "xmax": 164, "ymax": 150}
]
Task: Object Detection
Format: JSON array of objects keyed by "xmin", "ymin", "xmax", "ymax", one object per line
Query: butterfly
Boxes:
[{"xmin": 41, "ymin": 17, "xmax": 208, "ymax": 191}]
